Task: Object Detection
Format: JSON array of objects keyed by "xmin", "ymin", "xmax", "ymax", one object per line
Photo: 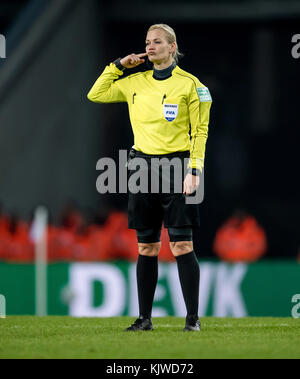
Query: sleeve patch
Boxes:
[{"xmin": 196, "ymin": 87, "xmax": 212, "ymax": 102}]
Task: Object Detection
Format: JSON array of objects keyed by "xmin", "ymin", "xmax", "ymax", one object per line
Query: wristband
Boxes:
[{"xmin": 113, "ymin": 58, "xmax": 126, "ymax": 71}]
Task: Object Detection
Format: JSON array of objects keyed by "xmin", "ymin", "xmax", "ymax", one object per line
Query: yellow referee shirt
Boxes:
[{"xmin": 87, "ymin": 63, "xmax": 212, "ymax": 172}]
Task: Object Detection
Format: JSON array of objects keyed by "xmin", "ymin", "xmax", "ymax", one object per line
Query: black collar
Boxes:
[{"xmin": 153, "ymin": 62, "xmax": 176, "ymax": 81}]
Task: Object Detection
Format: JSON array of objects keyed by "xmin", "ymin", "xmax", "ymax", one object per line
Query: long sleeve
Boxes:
[
  {"xmin": 188, "ymin": 83, "xmax": 212, "ymax": 172},
  {"xmin": 87, "ymin": 63, "xmax": 128, "ymax": 103}
]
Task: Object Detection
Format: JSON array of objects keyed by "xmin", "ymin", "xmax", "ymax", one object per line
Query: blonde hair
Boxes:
[{"xmin": 147, "ymin": 24, "xmax": 184, "ymax": 64}]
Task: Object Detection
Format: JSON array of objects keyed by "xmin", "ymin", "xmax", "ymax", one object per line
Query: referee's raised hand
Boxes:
[{"xmin": 120, "ymin": 53, "xmax": 148, "ymax": 69}]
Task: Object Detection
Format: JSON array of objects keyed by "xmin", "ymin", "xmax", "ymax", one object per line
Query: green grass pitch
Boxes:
[{"xmin": 0, "ymin": 317, "xmax": 299, "ymax": 359}]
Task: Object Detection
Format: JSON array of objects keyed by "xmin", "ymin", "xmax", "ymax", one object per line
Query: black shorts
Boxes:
[{"xmin": 127, "ymin": 149, "xmax": 200, "ymax": 230}]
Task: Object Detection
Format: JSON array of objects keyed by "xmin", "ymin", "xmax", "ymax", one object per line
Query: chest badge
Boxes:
[{"xmin": 163, "ymin": 104, "xmax": 178, "ymax": 122}]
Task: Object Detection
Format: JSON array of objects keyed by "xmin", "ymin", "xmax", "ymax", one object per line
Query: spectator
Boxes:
[{"xmin": 213, "ymin": 209, "xmax": 268, "ymax": 262}]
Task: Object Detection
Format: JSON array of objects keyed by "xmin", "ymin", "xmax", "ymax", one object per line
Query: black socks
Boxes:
[
  {"xmin": 136, "ymin": 254, "xmax": 158, "ymax": 319},
  {"xmin": 175, "ymin": 251, "xmax": 200, "ymax": 318},
  {"xmin": 136, "ymin": 251, "xmax": 200, "ymax": 320}
]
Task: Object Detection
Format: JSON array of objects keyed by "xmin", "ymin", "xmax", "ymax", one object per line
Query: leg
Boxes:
[
  {"xmin": 169, "ymin": 240, "xmax": 194, "ymax": 258},
  {"xmin": 126, "ymin": 162, "xmax": 164, "ymax": 331},
  {"xmin": 136, "ymin": 229, "xmax": 161, "ymax": 319},
  {"xmin": 169, "ymin": 228, "xmax": 201, "ymax": 331},
  {"xmin": 138, "ymin": 242, "xmax": 161, "ymax": 257},
  {"xmin": 126, "ymin": 228, "xmax": 161, "ymax": 331}
]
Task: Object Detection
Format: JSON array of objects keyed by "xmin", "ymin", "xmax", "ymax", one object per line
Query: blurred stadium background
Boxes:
[{"xmin": 0, "ymin": 0, "xmax": 299, "ymax": 318}]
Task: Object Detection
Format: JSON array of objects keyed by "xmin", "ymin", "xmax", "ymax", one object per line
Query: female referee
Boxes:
[{"xmin": 88, "ymin": 24, "xmax": 212, "ymax": 332}]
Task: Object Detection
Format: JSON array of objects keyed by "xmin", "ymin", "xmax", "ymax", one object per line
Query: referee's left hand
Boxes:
[{"xmin": 183, "ymin": 174, "xmax": 200, "ymax": 196}]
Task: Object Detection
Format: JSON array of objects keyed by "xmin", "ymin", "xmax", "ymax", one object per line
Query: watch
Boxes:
[{"xmin": 188, "ymin": 168, "xmax": 201, "ymax": 176}]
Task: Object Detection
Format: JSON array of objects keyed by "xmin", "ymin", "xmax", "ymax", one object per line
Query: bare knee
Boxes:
[
  {"xmin": 138, "ymin": 242, "xmax": 161, "ymax": 257},
  {"xmin": 169, "ymin": 241, "xmax": 193, "ymax": 257}
]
